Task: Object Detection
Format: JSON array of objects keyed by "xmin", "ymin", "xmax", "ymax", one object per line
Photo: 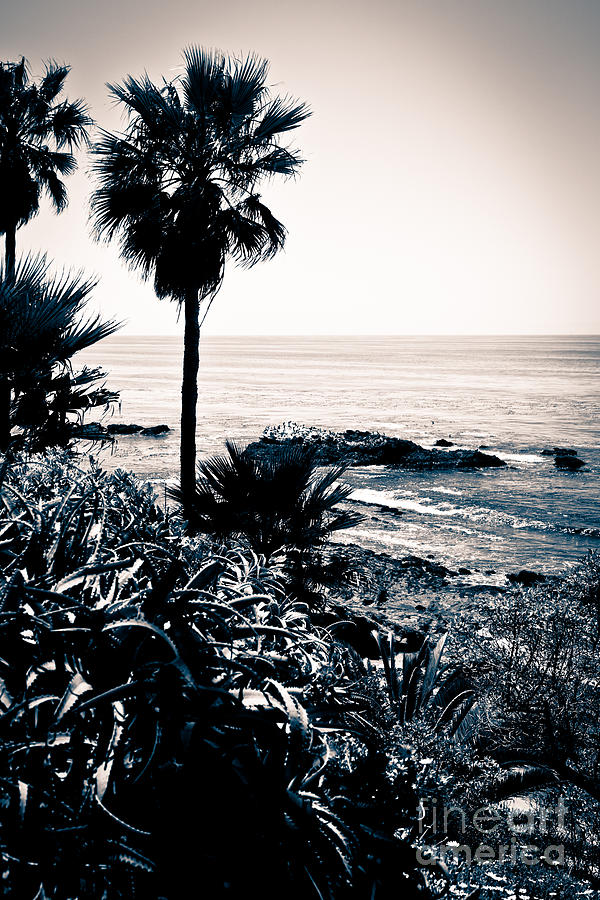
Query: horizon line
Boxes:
[{"xmin": 107, "ymin": 332, "xmax": 600, "ymax": 339}]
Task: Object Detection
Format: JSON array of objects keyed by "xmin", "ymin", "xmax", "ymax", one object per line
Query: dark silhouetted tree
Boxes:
[
  {"xmin": 0, "ymin": 57, "xmax": 92, "ymax": 447},
  {"xmin": 91, "ymin": 47, "xmax": 309, "ymax": 503}
]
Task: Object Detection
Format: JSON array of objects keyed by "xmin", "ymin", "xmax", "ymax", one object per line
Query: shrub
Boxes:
[
  {"xmin": 0, "ymin": 453, "xmax": 428, "ymax": 899},
  {"xmin": 170, "ymin": 441, "xmax": 362, "ymax": 556}
]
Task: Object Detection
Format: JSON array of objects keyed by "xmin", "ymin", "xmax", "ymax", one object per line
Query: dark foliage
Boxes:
[
  {"xmin": 0, "ymin": 57, "xmax": 92, "ymax": 264},
  {"xmin": 0, "ymin": 255, "xmax": 120, "ymax": 449},
  {"xmin": 0, "ymin": 454, "xmax": 430, "ymax": 899},
  {"xmin": 170, "ymin": 440, "xmax": 362, "ymax": 557}
]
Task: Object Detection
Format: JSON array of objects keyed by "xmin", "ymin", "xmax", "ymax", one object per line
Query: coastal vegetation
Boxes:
[
  {"xmin": 0, "ymin": 254, "xmax": 120, "ymax": 450},
  {"xmin": 0, "ymin": 58, "xmax": 115, "ymax": 452},
  {"xmin": 1, "ymin": 451, "xmax": 598, "ymax": 899},
  {"xmin": 0, "ymin": 47, "xmax": 598, "ymax": 900},
  {"xmin": 0, "ymin": 452, "xmax": 430, "ymax": 899}
]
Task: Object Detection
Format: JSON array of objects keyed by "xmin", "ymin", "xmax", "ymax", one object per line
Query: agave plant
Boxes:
[
  {"xmin": 170, "ymin": 441, "xmax": 363, "ymax": 558},
  {"xmin": 376, "ymin": 630, "xmax": 481, "ymax": 743},
  {"xmin": 0, "ymin": 454, "xmax": 430, "ymax": 899},
  {"xmin": 0, "ymin": 254, "xmax": 120, "ymax": 449}
]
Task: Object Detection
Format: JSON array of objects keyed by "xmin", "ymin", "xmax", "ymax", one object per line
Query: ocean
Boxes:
[{"xmin": 78, "ymin": 335, "xmax": 599, "ymax": 578}]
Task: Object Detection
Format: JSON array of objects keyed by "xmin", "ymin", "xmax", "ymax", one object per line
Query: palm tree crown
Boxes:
[
  {"xmin": 92, "ymin": 47, "xmax": 309, "ymax": 305},
  {"xmin": 0, "ymin": 58, "xmax": 92, "ymax": 271}
]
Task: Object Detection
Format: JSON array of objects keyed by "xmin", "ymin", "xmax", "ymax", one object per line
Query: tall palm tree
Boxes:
[
  {"xmin": 91, "ymin": 47, "xmax": 310, "ymax": 502},
  {"xmin": 0, "ymin": 254, "xmax": 120, "ymax": 449},
  {"xmin": 0, "ymin": 57, "xmax": 92, "ymax": 447}
]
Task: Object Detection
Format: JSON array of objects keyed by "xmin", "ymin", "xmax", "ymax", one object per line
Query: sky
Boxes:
[{"xmin": 2, "ymin": 0, "xmax": 599, "ymax": 335}]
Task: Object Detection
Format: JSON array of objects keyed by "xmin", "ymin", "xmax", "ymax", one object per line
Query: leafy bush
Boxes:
[
  {"xmin": 0, "ymin": 453, "xmax": 429, "ymax": 899},
  {"xmin": 396, "ymin": 555, "xmax": 600, "ymax": 897}
]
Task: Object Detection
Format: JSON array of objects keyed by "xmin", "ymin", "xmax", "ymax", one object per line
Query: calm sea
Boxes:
[{"xmin": 78, "ymin": 335, "xmax": 599, "ymax": 577}]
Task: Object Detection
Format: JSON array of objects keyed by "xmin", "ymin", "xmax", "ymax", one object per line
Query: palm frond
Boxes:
[
  {"xmin": 223, "ymin": 52, "xmax": 268, "ymax": 119},
  {"xmin": 181, "ymin": 46, "xmax": 226, "ymax": 117},
  {"xmin": 50, "ymin": 97, "xmax": 93, "ymax": 148},
  {"xmin": 254, "ymin": 95, "xmax": 311, "ymax": 143},
  {"xmin": 170, "ymin": 441, "xmax": 359, "ymax": 557},
  {"xmin": 39, "ymin": 60, "xmax": 69, "ymax": 102}
]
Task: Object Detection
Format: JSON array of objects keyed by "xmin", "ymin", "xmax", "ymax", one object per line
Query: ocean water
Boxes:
[{"xmin": 78, "ymin": 335, "xmax": 599, "ymax": 577}]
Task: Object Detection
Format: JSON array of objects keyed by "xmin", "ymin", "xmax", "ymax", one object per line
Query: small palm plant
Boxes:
[
  {"xmin": 169, "ymin": 441, "xmax": 362, "ymax": 559},
  {"xmin": 0, "ymin": 254, "xmax": 120, "ymax": 449}
]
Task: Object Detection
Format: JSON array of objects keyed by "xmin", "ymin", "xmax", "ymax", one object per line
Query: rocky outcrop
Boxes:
[
  {"xmin": 435, "ymin": 438, "xmax": 454, "ymax": 447},
  {"xmin": 507, "ymin": 569, "xmax": 546, "ymax": 587},
  {"xmin": 248, "ymin": 423, "xmax": 506, "ymax": 470},
  {"xmin": 140, "ymin": 424, "xmax": 170, "ymax": 436},
  {"xmin": 103, "ymin": 423, "xmax": 171, "ymax": 437},
  {"xmin": 541, "ymin": 447, "xmax": 578, "ymax": 457},
  {"xmin": 107, "ymin": 423, "xmax": 143, "ymax": 435},
  {"xmin": 72, "ymin": 423, "xmax": 109, "ymax": 440}
]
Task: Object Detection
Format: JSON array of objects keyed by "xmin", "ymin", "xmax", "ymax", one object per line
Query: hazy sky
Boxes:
[{"xmin": 2, "ymin": 0, "xmax": 599, "ymax": 335}]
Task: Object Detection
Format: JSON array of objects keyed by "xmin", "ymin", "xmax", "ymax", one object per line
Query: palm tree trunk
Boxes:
[
  {"xmin": 0, "ymin": 382, "xmax": 11, "ymax": 452},
  {"xmin": 5, "ymin": 224, "xmax": 16, "ymax": 277},
  {"xmin": 0, "ymin": 225, "xmax": 17, "ymax": 450},
  {"xmin": 180, "ymin": 288, "xmax": 200, "ymax": 507}
]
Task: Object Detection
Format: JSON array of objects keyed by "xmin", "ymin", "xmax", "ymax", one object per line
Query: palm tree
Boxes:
[
  {"xmin": 0, "ymin": 58, "xmax": 92, "ymax": 274},
  {"xmin": 0, "ymin": 57, "xmax": 92, "ymax": 447},
  {"xmin": 169, "ymin": 441, "xmax": 362, "ymax": 558},
  {"xmin": 0, "ymin": 254, "xmax": 121, "ymax": 449},
  {"xmin": 91, "ymin": 47, "xmax": 310, "ymax": 503}
]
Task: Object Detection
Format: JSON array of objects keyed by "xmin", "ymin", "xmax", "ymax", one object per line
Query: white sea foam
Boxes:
[
  {"xmin": 337, "ymin": 528, "xmax": 440, "ymax": 553},
  {"xmin": 429, "ymin": 486, "xmax": 463, "ymax": 496},
  {"xmin": 351, "ymin": 489, "xmax": 460, "ymax": 517},
  {"xmin": 495, "ymin": 452, "xmax": 547, "ymax": 464}
]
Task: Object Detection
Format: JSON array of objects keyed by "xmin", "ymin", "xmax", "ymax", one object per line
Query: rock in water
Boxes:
[
  {"xmin": 456, "ymin": 449, "xmax": 505, "ymax": 468},
  {"xmin": 541, "ymin": 447, "xmax": 578, "ymax": 457},
  {"xmin": 107, "ymin": 423, "xmax": 143, "ymax": 435},
  {"xmin": 140, "ymin": 424, "xmax": 171, "ymax": 436},
  {"xmin": 554, "ymin": 455, "xmax": 585, "ymax": 470},
  {"xmin": 74, "ymin": 423, "xmax": 108, "ymax": 438},
  {"xmin": 435, "ymin": 438, "xmax": 454, "ymax": 447}
]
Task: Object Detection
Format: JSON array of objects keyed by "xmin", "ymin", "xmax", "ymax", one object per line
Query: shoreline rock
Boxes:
[
  {"xmin": 107, "ymin": 423, "xmax": 143, "ymax": 435},
  {"xmin": 105, "ymin": 423, "xmax": 171, "ymax": 437},
  {"xmin": 140, "ymin": 424, "xmax": 170, "ymax": 436},
  {"xmin": 507, "ymin": 569, "xmax": 546, "ymax": 587},
  {"xmin": 554, "ymin": 455, "xmax": 585, "ymax": 471},
  {"xmin": 248, "ymin": 422, "xmax": 506, "ymax": 470}
]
